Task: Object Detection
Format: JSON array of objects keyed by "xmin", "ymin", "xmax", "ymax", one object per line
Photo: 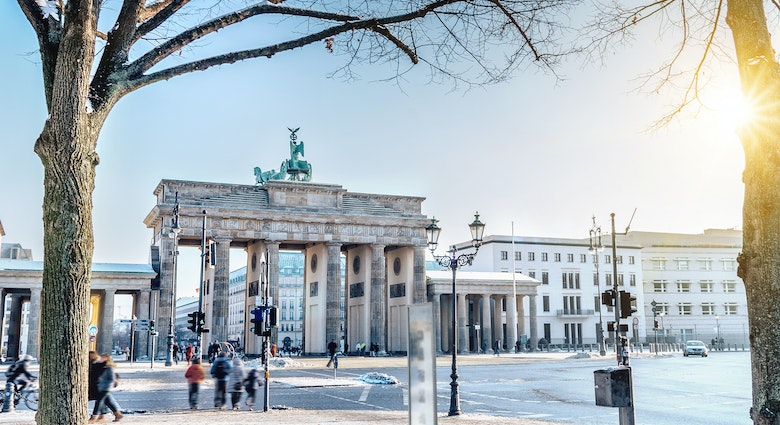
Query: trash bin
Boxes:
[{"xmin": 594, "ymin": 367, "xmax": 632, "ymax": 407}]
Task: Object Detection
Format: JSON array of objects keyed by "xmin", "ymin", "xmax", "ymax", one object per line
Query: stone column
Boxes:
[
  {"xmin": 26, "ymin": 288, "xmax": 41, "ymax": 359},
  {"xmin": 493, "ymin": 295, "xmax": 503, "ymax": 351},
  {"xmin": 480, "ymin": 294, "xmax": 492, "ymax": 353},
  {"xmin": 158, "ymin": 235, "xmax": 175, "ymax": 357},
  {"xmin": 266, "ymin": 241, "xmax": 280, "ymax": 343},
  {"xmin": 369, "ymin": 244, "xmax": 386, "ymax": 353},
  {"xmin": 412, "ymin": 246, "xmax": 427, "ymax": 303},
  {"xmin": 134, "ymin": 291, "xmax": 151, "ymax": 360},
  {"xmin": 517, "ymin": 295, "xmax": 526, "ymax": 342},
  {"xmin": 529, "ymin": 294, "xmax": 538, "ymax": 351},
  {"xmin": 326, "ymin": 242, "xmax": 342, "ymax": 345},
  {"xmin": 211, "ymin": 237, "xmax": 232, "ymax": 343},
  {"xmin": 100, "ymin": 289, "xmax": 116, "ymax": 355},
  {"xmin": 6, "ymin": 295, "xmax": 23, "ymax": 359},
  {"xmin": 432, "ymin": 292, "xmax": 443, "ymax": 354},
  {"xmin": 506, "ymin": 293, "xmax": 518, "ymax": 351},
  {"xmin": 457, "ymin": 293, "xmax": 468, "ymax": 353}
]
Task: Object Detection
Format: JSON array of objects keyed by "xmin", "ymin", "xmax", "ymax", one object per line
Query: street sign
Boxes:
[
  {"xmin": 88, "ymin": 325, "xmax": 98, "ymax": 336},
  {"xmin": 119, "ymin": 319, "xmax": 132, "ymax": 323},
  {"xmin": 135, "ymin": 325, "xmax": 149, "ymax": 332}
]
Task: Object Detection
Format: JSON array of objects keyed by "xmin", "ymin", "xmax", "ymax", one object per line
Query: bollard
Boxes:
[{"xmin": 2, "ymin": 381, "xmax": 14, "ymax": 412}]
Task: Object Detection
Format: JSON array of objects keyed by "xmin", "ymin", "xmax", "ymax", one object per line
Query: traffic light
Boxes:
[
  {"xmin": 204, "ymin": 241, "xmax": 216, "ymax": 269},
  {"xmin": 250, "ymin": 308, "xmax": 264, "ymax": 336},
  {"xmin": 601, "ymin": 290, "xmax": 614, "ymax": 307},
  {"xmin": 654, "ymin": 320, "xmax": 659, "ymax": 330},
  {"xmin": 619, "ymin": 290, "xmax": 637, "ymax": 319},
  {"xmin": 149, "ymin": 320, "xmax": 156, "ymax": 335},
  {"xmin": 197, "ymin": 311, "xmax": 209, "ymax": 334},
  {"xmin": 187, "ymin": 312, "xmax": 198, "ymax": 332},
  {"xmin": 268, "ymin": 306, "xmax": 278, "ymax": 328}
]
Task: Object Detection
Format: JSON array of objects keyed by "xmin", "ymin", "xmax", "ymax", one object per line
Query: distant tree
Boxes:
[
  {"xmin": 584, "ymin": 0, "xmax": 780, "ymax": 422},
  {"xmin": 14, "ymin": 0, "xmax": 575, "ymax": 423}
]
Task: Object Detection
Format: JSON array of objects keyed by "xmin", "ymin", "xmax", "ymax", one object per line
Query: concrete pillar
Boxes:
[
  {"xmin": 26, "ymin": 288, "xmax": 41, "ymax": 359},
  {"xmin": 211, "ymin": 237, "xmax": 232, "ymax": 343},
  {"xmin": 529, "ymin": 294, "xmax": 538, "ymax": 351},
  {"xmin": 506, "ymin": 293, "xmax": 518, "ymax": 351},
  {"xmin": 517, "ymin": 295, "xmax": 526, "ymax": 340},
  {"xmin": 325, "ymin": 242, "xmax": 342, "ymax": 345},
  {"xmin": 158, "ymin": 235, "xmax": 175, "ymax": 357},
  {"xmin": 492, "ymin": 295, "xmax": 503, "ymax": 351},
  {"xmin": 457, "ymin": 293, "xmax": 468, "ymax": 353},
  {"xmin": 481, "ymin": 294, "xmax": 492, "ymax": 353},
  {"xmin": 6, "ymin": 295, "xmax": 22, "ymax": 360},
  {"xmin": 0, "ymin": 290, "xmax": 6, "ymax": 357},
  {"xmin": 412, "ymin": 246, "xmax": 427, "ymax": 303},
  {"xmin": 134, "ymin": 290, "xmax": 151, "ymax": 359},
  {"xmin": 266, "ymin": 241, "xmax": 280, "ymax": 343},
  {"xmin": 99, "ymin": 289, "xmax": 116, "ymax": 355},
  {"xmin": 369, "ymin": 244, "xmax": 386, "ymax": 353},
  {"xmin": 432, "ymin": 292, "xmax": 442, "ymax": 354}
]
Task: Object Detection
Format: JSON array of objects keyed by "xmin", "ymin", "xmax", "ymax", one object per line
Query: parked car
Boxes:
[{"xmin": 684, "ymin": 340, "xmax": 709, "ymax": 357}]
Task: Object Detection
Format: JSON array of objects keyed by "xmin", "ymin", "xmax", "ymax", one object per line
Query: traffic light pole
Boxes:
[
  {"xmin": 196, "ymin": 210, "xmax": 207, "ymax": 360},
  {"xmin": 610, "ymin": 212, "xmax": 635, "ymax": 425}
]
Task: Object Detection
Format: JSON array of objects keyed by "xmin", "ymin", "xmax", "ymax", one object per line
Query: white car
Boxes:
[{"xmin": 683, "ymin": 340, "xmax": 709, "ymax": 357}]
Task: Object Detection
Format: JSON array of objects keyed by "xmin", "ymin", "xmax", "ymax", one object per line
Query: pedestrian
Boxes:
[
  {"xmin": 89, "ymin": 351, "xmax": 108, "ymax": 419},
  {"xmin": 270, "ymin": 343, "xmax": 277, "ymax": 358},
  {"xmin": 326, "ymin": 339, "xmax": 338, "ymax": 367},
  {"xmin": 6, "ymin": 354, "xmax": 36, "ymax": 394},
  {"xmin": 243, "ymin": 367, "xmax": 260, "ymax": 410},
  {"xmin": 227, "ymin": 357, "xmax": 246, "ymax": 410},
  {"xmin": 123, "ymin": 347, "xmax": 130, "ymax": 361},
  {"xmin": 172, "ymin": 343, "xmax": 180, "ymax": 365},
  {"xmin": 493, "ymin": 339, "xmax": 500, "ymax": 356},
  {"xmin": 186, "ymin": 343, "xmax": 194, "ymax": 365},
  {"xmin": 210, "ymin": 351, "xmax": 231, "ymax": 409},
  {"xmin": 184, "ymin": 357, "xmax": 206, "ymax": 410},
  {"xmin": 90, "ymin": 354, "xmax": 123, "ymax": 422}
]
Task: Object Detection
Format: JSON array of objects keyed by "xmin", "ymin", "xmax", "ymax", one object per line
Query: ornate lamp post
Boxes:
[
  {"xmin": 589, "ymin": 216, "xmax": 606, "ymax": 356},
  {"xmin": 426, "ymin": 212, "xmax": 485, "ymax": 417},
  {"xmin": 165, "ymin": 192, "xmax": 182, "ymax": 367}
]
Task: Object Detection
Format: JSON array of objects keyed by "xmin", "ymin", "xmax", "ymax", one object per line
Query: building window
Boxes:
[
  {"xmin": 562, "ymin": 272, "xmax": 581, "ymax": 289},
  {"xmin": 567, "ymin": 253, "xmax": 574, "ymax": 262},
  {"xmin": 652, "ymin": 258, "xmax": 666, "ymax": 270},
  {"xmin": 593, "ymin": 273, "xmax": 599, "ymax": 286},
  {"xmin": 700, "ymin": 258, "xmax": 713, "ymax": 271},
  {"xmin": 676, "ymin": 258, "xmax": 690, "ymax": 270},
  {"xmin": 653, "ymin": 280, "xmax": 668, "ymax": 293},
  {"xmin": 528, "ymin": 271, "xmax": 536, "ymax": 279},
  {"xmin": 629, "ymin": 274, "xmax": 636, "ymax": 287},
  {"xmin": 723, "ymin": 281, "xmax": 737, "ymax": 293},
  {"xmin": 617, "ymin": 274, "xmax": 624, "ymax": 287},
  {"xmin": 724, "ymin": 303, "xmax": 738, "ymax": 315},
  {"xmin": 700, "ymin": 281, "xmax": 714, "ymax": 293},
  {"xmin": 616, "ymin": 255, "xmax": 623, "ymax": 264},
  {"xmin": 722, "ymin": 259, "xmax": 735, "ymax": 271},
  {"xmin": 501, "ymin": 251, "xmax": 508, "ymax": 260},
  {"xmin": 605, "ymin": 255, "xmax": 611, "ymax": 264},
  {"xmin": 580, "ymin": 254, "xmax": 587, "ymax": 263},
  {"xmin": 701, "ymin": 303, "xmax": 716, "ymax": 315},
  {"xmin": 605, "ymin": 273, "xmax": 612, "ymax": 286},
  {"xmin": 628, "ymin": 256, "xmax": 635, "ymax": 265},
  {"xmin": 677, "ymin": 281, "xmax": 691, "ymax": 293},
  {"xmin": 541, "ymin": 252, "xmax": 548, "ymax": 262},
  {"xmin": 542, "ymin": 271, "xmax": 549, "ymax": 285},
  {"xmin": 655, "ymin": 303, "xmax": 669, "ymax": 315},
  {"xmin": 515, "ymin": 251, "xmax": 522, "ymax": 261},
  {"xmin": 678, "ymin": 303, "xmax": 692, "ymax": 315},
  {"xmin": 543, "ymin": 296, "xmax": 550, "ymax": 312},
  {"xmin": 554, "ymin": 253, "xmax": 561, "ymax": 262},
  {"xmin": 528, "ymin": 252, "xmax": 535, "ymax": 261},
  {"xmin": 594, "ymin": 295, "xmax": 600, "ymax": 309}
]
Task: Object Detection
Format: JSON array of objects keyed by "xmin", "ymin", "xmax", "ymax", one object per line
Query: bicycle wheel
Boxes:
[{"xmin": 23, "ymin": 391, "xmax": 38, "ymax": 411}]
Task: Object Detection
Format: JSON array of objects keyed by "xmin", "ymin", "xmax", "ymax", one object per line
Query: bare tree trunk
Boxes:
[{"xmin": 728, "ymin": 0, "xmax": 780, "ymax": 423}]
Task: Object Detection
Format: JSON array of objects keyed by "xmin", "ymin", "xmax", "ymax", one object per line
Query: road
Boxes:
[{"xmin": 103, "ymin": 351, "xmax": 751, "ymax": 424}]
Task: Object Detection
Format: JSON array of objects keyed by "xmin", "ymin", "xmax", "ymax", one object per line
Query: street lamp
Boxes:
[
  {"xmin": 426, "ymin": 212, "xmax": 485, "ymax": 417},
  {"xmin": 715, "ymin": 315, "xmax": 721, "ymax": 351},
  {"xmin": 589, "ymin": 215, "xmax": 606, "ymax": 356},
  {"xmin": 165, "ymin": 192, "xmax": 182, "ymax": 367}
]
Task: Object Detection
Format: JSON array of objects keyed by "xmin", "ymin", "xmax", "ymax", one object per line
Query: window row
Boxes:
[
  {"xmin": 652, "ymin": 302, "xmax": 739, "ymax": 316},
  {"xmin": 649, "ymin": 258, "xmax": 737, "ymax": 271},
  {"xmin": 500, "ymin": 250, "xmax": 635, "ymax": 265},
  {"xmin": 652, "ymin": 280, "xmax": 739, "ymax": 293}
]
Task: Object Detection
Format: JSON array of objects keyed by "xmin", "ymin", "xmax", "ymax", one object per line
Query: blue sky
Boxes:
[{"xmin": 1, "ymin": 3, "xmax": 745, "ymax": 299}]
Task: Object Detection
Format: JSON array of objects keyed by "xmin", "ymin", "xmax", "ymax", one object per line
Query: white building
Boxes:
[{"xmin": 462, "ymin": 234, "xmax": 644, "ymax": 346}]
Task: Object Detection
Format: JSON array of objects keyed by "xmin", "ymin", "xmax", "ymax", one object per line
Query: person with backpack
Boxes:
[
  {"xmin": 210, "ymin": 351, "xmax": 231, "ymax": 409},
  {"xmin": 243, "ymin": 367, "xmax": 260, "ymax": 410},
  {"xmin": 184, "ymin": 357, "xmax": 206, "ymax": 409},
  {"xmin": 6, "ymin": 354, "xmax": 36, "ymax": 394}
]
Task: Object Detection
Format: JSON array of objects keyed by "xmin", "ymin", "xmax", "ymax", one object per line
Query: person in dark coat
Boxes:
[
  {"xmin": 326, "ymin": 339, "xmax": 338, "ymax": 367},
  {"xmin": 88, "ymin": 351, "xmax": 108, "ymax": 418},
  {"xmin": 90, "ymin": 354, "xmax": 123, "ymax": 422}
]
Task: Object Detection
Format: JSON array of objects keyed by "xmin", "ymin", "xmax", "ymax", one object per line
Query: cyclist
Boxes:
[{"xmin": 6, "ymin": 354, "xmax": 36, "ymax": 394}]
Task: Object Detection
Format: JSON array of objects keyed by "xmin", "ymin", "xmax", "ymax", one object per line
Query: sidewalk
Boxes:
[{"xmin": 0, "ymin": 350, "xmax": 613, "ymax": 424}]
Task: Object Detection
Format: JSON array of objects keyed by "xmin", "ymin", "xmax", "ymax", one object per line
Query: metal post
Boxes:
[
  {"xmin": 166, "ymin": 193, "xmax": 181, "ymax": 367},
  {"xmin": 590, "ymin": 216, "xmax": 606, "ymax": 356},
  {"xmin": 449, "ymin": 253, "xmax": 460, "ymax": 416},
  {"xmin": 610, "ymin": 212, "xmax": 635, "ymax": 425},
  {"xmin": 196, "ymin": 210, "xmax": 207, "ymax": 360}
]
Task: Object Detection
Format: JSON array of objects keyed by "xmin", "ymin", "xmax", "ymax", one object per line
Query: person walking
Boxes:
[
  {"xmin": 172, "ymin": 343, "xmax": 180, "ymax": 365},
  {"xmin": 493, "ymin": 339, "xmax": 501, "ymax": 357},
  {"xmin": 326, "ymin": 339, "xmax": 338, "ymax": 368},
  {"xmin": 90, "ymin": 354, "xmax": 123, "ymax": 422},
  {"xmin": 184, "ymin": 357, "xmax": 206, "ymax": 409},
  {"xmin": 243, "ymin": 367, "xmax": 260, "ymax": 410},
  {"xmin": 88, "ymin": 351, "xmax": 108, "ymax": 420},
  {"xmin": 185, "ymin": 343, "xmax": 194, "ymax": 365},
  {"xmin": 227, "ymin": 357, "xmax": 246, "ymax": 410},
  {"xmin": 210, "ymin": 351, "xmax": 231, "ymax": 409}
]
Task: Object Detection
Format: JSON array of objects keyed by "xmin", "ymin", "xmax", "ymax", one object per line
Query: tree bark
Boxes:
[{"xmin": 727, "ymin": 0, "xmax": 780, "ymax": 423}]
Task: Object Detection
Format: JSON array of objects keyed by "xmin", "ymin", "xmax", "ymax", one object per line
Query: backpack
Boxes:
[
  {"xmin": 212, "ymin": 360, "xmax": 228, "ymax": 379},
  {"xmin": 5, "ymin": 363, "xmax": 18, "ymax": 378}
]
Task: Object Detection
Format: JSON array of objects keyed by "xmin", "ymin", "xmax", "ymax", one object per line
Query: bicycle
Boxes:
[{"xmin": 0, "ymin": 379, "xmax": 39, "ymax": 411}]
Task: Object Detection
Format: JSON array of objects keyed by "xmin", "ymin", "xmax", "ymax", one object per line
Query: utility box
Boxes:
[{"xmin": 594, "ymin": 367, "xmax": 632, "ymax": 407}]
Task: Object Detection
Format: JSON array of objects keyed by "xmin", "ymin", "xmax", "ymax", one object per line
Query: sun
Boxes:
[{"xmin": 711, "ymin": 85, "xmax": 757, "ymax": 131}]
